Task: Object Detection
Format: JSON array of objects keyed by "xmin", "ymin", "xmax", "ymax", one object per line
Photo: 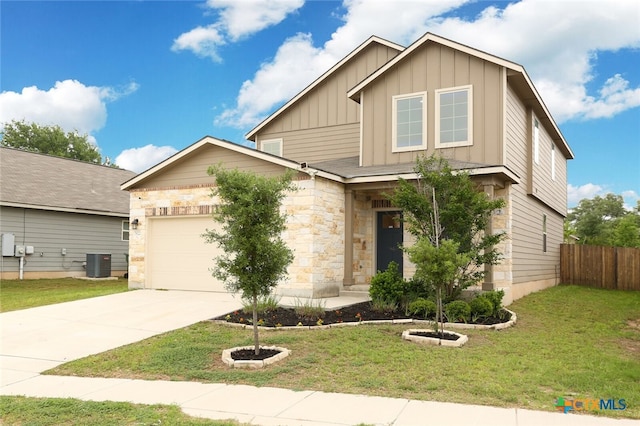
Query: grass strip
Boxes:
[
  {"xmin": 0, "ymin": 278, "xmax": 129, "ymax": 312},
  {"xmin": 48, "ymin": 285, "xmax": 640, "ymax": 419}
]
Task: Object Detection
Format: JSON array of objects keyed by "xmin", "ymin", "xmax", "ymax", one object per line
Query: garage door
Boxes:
[{"xmin": 147, "ymin": 216, "xmax": 227, "ymax": 292}]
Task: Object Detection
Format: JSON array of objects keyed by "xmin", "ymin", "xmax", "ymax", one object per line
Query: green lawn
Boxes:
[
  {"xmin": 48, "ymin": 285, "xmax": 640, "ymax": 419},
  {"xmin": 0, "ymin": 396, "xmax": 243, "ymax": 426},
  {"xmin": 0, "ymin": 278, "xmax": 129, "ymax": 312}
]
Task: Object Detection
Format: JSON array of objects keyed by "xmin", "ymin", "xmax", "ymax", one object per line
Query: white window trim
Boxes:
[
  {"xmin": 534, "ymin": 119, "xmax": 540, "ymax": 165},
  {"xmin": 551, "ymin": 142, "xmax": 556, "ymax": 181},
  {"xmin": 259, "ymin": 138, "xmax": 283, "ymax": 156},
  {"xmin": 392, "ymin": 91, "xmax": 427, "ymax": 153},
  {"xmin": 122, "ymin": 220, "xmax": 130, "ymax": 242},
  {"xmin": 435, "ymin": 85, "xmax": 473, "ymax": 149}
]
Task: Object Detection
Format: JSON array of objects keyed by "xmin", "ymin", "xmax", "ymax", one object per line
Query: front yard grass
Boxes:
[
  {"xmin": 47, "ymin": 285, "xmax": 640, "ymax": 418},
  {"xmin": 0, "ymin": 395, "xmax": 243, "ymax": 425},
  {"xmin": 0, "ymin": 278, "xmax": 129, "ymax": 312}
]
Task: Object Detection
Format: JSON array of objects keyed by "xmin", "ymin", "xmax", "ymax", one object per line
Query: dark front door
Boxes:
[{"xmin": 376, "ymin": 211, "xmax": 403, "ymax": 274}]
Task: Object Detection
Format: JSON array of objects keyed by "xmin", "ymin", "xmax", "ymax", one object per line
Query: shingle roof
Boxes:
[
  {"xmin": 310, "ymin": 156, "xmax": 492, "ymax": 179},
  {"xmin": 0, "ymin": 147, "xmax": 136, "ymax": 216}
]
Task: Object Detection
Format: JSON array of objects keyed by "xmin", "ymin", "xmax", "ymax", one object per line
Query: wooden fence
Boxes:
[{"xmin": 560, "ymin": 244, "xmax": 640, "ymax": 290}]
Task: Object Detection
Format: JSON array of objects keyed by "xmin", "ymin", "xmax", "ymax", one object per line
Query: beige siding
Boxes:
[
  {"xmin": 256, "ymin": 43, "xmax": 400, "ymax": 163},
  {"xmin": 135, "ymin": 145, "xmax": 288, "ymax": 189},
  {"xmin": 361, "ymin": 43, "xmax": 504, "ymax": 167},
  {"xmin": 278, "ymin": 123, "xmax": 360, "ymax": 164},
  {"xmin": 505, "ymin": 85, "xmax": 563, "ymax": 286}
]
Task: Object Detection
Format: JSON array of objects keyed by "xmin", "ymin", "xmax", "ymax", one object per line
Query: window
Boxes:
[
  {"xmin": 122, "ymin": 221, "xmax": 130, "ymax": 241},
  {"xmin": 551, "ymin": 142, "xmax": 556, "ymax": 181},
  {"xmin": 542, "ymin": 214, "xmax": 547, "ymax": 253},
  {"xmin": 260, "ymin": 138, "xmax": 282, "ymax": 156},
  {"xmin": 392, "ymin": 92, "xmax": 427, "ymax": 152},
  {"xmin": 435, "ymin": 85, "xmax": 473, "ymax": 148},
  {"xmin": 534, "ymin": 119, "xmax": 540, "ymax": 164}
]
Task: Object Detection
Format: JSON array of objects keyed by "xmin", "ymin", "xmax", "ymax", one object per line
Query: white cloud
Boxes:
[
  {"xmin": 0, "ymin": 80, "xmax": 139, "ymax": 148},
  {"xmin": 621, "ymin": 190, "xmax": 640, "ymax": 210},
  {"xmin": 216, "ymin": 0, "xmax": 468, "ymax": 128},
  {"xmin": 115, "ymin": 144, "xmax": 178, "ymax": 173},
  {"xmin": 217, "ymin": 0, "xmax": 640, "ymax": 130},
  {"xmin": 567, "ymin": 183, "xmax": 605, "ymax": 206},
  {"xmin": 172, "ymin": 0, "xmax": 304, "ymax": 61}
]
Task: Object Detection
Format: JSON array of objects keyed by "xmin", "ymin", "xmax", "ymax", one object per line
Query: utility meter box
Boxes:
[
  {"xmin": 14, "ymin": 245, "xmax": 26, "ymax": 257},
  {"xmin": 86, "ymin": 253, "xmax": 111, "ymax": 278},
  {"xmin": 2, "ymin": 233, "xmax": 15, "ymax": 257}
]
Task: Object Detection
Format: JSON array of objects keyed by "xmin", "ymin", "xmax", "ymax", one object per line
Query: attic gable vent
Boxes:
[{"xmin": 371, "ymin": 199, "xmax": 394, "ymax": 209}]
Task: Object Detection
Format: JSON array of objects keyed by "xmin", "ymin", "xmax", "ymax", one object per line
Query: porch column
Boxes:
[
  {"xmin": 483, "ymin": 184, "xmax": 495, "ymax": 291},
  {"xmin": 343, "ymin": 188, "xmax": 355, "ymax": 286}
]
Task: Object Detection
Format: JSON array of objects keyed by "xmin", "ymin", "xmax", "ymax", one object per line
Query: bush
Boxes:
[
  {"xmin": 478, "ymin": 289, "xmax": 505, "ymax": 317},
  {"xmin": 369, "ymin": 262, "xmax": 406, "ymax": 305},
  {"xmin": 242, "ymin": 294, "xmax": 281, "ymax": 314},
  {"xmin": 469, "ymin": 296, "xmax": 493, "ymax": 319},
  {"xmin": 444, "ymin": 300, "xmax": 471, "ymax": 323},
  {"xmin": 407, "ymin": 298, "xmax": 437, "ymax": 319},
  {"xmin": 371, "ymin": 298, "xmax": 398, "ymax": 314}
]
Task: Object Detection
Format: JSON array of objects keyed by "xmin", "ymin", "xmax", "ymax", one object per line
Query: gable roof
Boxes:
[
  {"xmin": 120, "ymin": 136, "xmax": 344, "ymax": 190},
  {"xmin": 244, "ymin": 35, "xmax": 404, "ymax": 141},
  {"xmin": 347, "ymin": 32, "xmax": 574, "ymax": 160},
  {"xmin": 0, "ymin": 147, "xmax": 136, "ymax": 216}
]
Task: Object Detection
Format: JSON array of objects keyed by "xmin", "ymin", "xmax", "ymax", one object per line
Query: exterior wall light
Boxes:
[{"xmin": 131, "ymin": 218, "xmax": 139, "ymax": 230}]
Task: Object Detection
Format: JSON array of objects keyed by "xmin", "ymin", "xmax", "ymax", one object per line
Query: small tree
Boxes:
[
  {"xmin": 407, "ymin": 188, "xmax": 469, "ymax": 336},
  {"xmin": 1, "ymin": 120, "xmax": 102, "ymax": 163},
  {"xmin": 203, "ymin": 166, "xmax": 296, "ymax": 355},
  {"xmin": 389, "ymin": 155, "xmax": 505, "ymax": 300}
]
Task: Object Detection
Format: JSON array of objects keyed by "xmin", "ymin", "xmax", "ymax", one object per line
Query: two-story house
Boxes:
[{"xmin": 122, "ymin": 33, "xmax": 573, "ymax": 304}]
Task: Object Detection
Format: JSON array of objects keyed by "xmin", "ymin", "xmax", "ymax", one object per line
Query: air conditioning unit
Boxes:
[{"xmin": 86, "ymin": 253, "xmax": 111, "ymax": 278}]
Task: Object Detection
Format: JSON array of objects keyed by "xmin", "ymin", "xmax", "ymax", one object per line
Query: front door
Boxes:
[{"xmin": 376, "ymin": 211, "xmax": 403, "ymax": 274}]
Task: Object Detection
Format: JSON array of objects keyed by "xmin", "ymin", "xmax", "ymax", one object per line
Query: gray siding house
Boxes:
[
  {"xmin": 122, "ymin": 33, "xmax": 573, "ymax": 304},
  {"xmin": 0, "ymin": 147, "xmax": 136, "ymax": 279}
]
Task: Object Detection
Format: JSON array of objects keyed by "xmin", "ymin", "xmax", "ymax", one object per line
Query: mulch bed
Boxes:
[
  {"xmin": 213, "ymin": 301, "xmax": 510, "ymax": 327},
  {"xmin": 230, "ymin": 348, "xmax": 281, "ymax": 360}
]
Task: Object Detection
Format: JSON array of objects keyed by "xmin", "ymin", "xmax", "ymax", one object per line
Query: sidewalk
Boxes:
[{"xmin": 1, "ymin": 290, "xmax": 638, "ymax": 425}]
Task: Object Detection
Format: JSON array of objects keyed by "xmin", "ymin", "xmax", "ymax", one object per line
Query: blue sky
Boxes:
[{"xmin": 1, "ymin": 0, "xmax": 639, "ymax": 208}]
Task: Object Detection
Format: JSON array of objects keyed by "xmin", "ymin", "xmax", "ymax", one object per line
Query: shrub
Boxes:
[
  {"xmin": 293, "ymin": 298, "xmax": 326, "ymax": 319},
  {"xmin": 444, "ymin": 300, "xmax": 471, "ymax": 323},
  {"xmin": 369, "ymin": 262, "xmax": 407, "ymax": 305},
  {"xmin": 242, "ymin": 294, "xmax": 281, "ymax": 315},
  {"xmin": 371, "ymin": 298, "xmax": 398, "ymax": 314},
  {"xmin": 469, "ymin": 296, "xmax": 493, "ymax": 319},
  {"xmin": 407, "ymin": 298, "xmax": 437, "ymax": 319},
  {"xmin": 478, "ymin": 289, "xmax": 505, "ymax": 317}
]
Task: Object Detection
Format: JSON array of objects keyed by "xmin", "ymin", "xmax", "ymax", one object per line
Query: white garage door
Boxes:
[{"xmin": 147, "ymin": 216, "xmax": 227, "ymax": 292}]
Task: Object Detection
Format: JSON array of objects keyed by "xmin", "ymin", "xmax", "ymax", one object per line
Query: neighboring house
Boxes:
[
  {"xmin": 0, "ymin": 147, "xmax": 136, "ymax": 279},
  {"xmin": 122, "ymin": 33, "xmax": 573, "ymax": 304}
]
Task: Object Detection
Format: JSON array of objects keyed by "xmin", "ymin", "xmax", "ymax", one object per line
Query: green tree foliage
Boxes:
[
  {"xmin": 388, "ymin": 155, "xmax": 506, "ymax": 298},
  {"xmin": 203, "ymin": 166, "xmax": 296, "ymax": 355},
  {"xmin": 566, "ymin": 194, "xmax": 639, "ymax": 247},
  {"xmin": 1, "ymin": 120, "xmax": 102, "ymax": 163}
]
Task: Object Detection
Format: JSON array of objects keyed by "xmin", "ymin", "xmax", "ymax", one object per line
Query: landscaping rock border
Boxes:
[
  {"xmin": 402, "ymin": 329, "xmax": 469, "ymax": 347},
  {"xmin": 221, "ymin": 346, "xmax": 291, "ymax": 369}
]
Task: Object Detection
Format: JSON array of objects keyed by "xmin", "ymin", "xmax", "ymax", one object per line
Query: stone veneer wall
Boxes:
[
  {"xmin": 491, "ymin": 184, "xmax": 514, "ymax": 304},
  {"xmin": 127, "ymin": 176, "xmax": 345, "ymax": 298}
]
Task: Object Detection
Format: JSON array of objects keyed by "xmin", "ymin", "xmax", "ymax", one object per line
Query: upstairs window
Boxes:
[
  {"xmin": 534, "ymin": 119, "xmax": 540, "ymax": 164},
  {"xmin": 551, "ymin": 142, "xmax": 556, "ymax": 181},
  {"xmin": 436, "ymin": 85, "xmax": 473, "ymax": 148},
  {"xmin": 122, "ymin": 221, "xmax": 130, "ymax": 241},
  {"xmin": 260, "ymin": 138, "xmax": 282, "ymax": 157},
  {"xmin": 392, "ymin": 92, "xmax": 427, "ymax": 152}
]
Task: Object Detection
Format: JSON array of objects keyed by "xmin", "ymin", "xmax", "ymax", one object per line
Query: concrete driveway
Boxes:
[{"xmin": 0, "ymin": 289, "xmax": 241, "ymax": 385}]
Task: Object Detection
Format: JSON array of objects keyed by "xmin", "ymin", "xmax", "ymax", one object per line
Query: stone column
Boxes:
[
  {"xmin": 483, "ymin": 183, "xmax": 495, "ymax": 291},
  {"xmin": 343, "ymin": 188, "xmax": 355, "ymax": 286}
]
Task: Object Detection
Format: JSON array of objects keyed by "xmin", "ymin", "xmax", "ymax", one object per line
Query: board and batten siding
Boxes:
[
  {"xmin": 0, "ymin": 206, "xmax": 129, "ymax": 279},
  {"xmin": 255, "ymin": 43, "xmax": 400, "ymax": 164},
  {"xmin": 505, "ymin": 84, "xmax": 563, "ymax": 287},
  {"xmin": 135, "ymin": 144, "xmax": 289, "ymax": 190},
  {"xmin": 360, "ymin": 43, "xmax": 504, "ymax": 167}
]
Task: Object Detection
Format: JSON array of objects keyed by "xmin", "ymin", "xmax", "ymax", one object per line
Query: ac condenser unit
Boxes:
[{"xmin": 86, "ymin": 253, "xmax": 111, "ymax": 278}]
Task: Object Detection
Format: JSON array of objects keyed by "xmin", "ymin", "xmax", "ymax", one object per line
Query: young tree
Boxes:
[
  {"xmin": 388, "ymin": 155, "xmax": 506, "ymax": 300},
  {"xmin": 1, "ymin": 120, "xmax": 102, "ymax": 163},
  {"xmin": 407, "ymin": 188, "xmax": 470, "ymax": 336},
  {"xmin": 203, "ymin": 166, "xmax": 296, "ymax": 355}
]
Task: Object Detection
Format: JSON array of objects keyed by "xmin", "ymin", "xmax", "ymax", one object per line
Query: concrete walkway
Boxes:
[{"xmin": 1, "ymin": 290, "xmax": 638, "ymax": 426}]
